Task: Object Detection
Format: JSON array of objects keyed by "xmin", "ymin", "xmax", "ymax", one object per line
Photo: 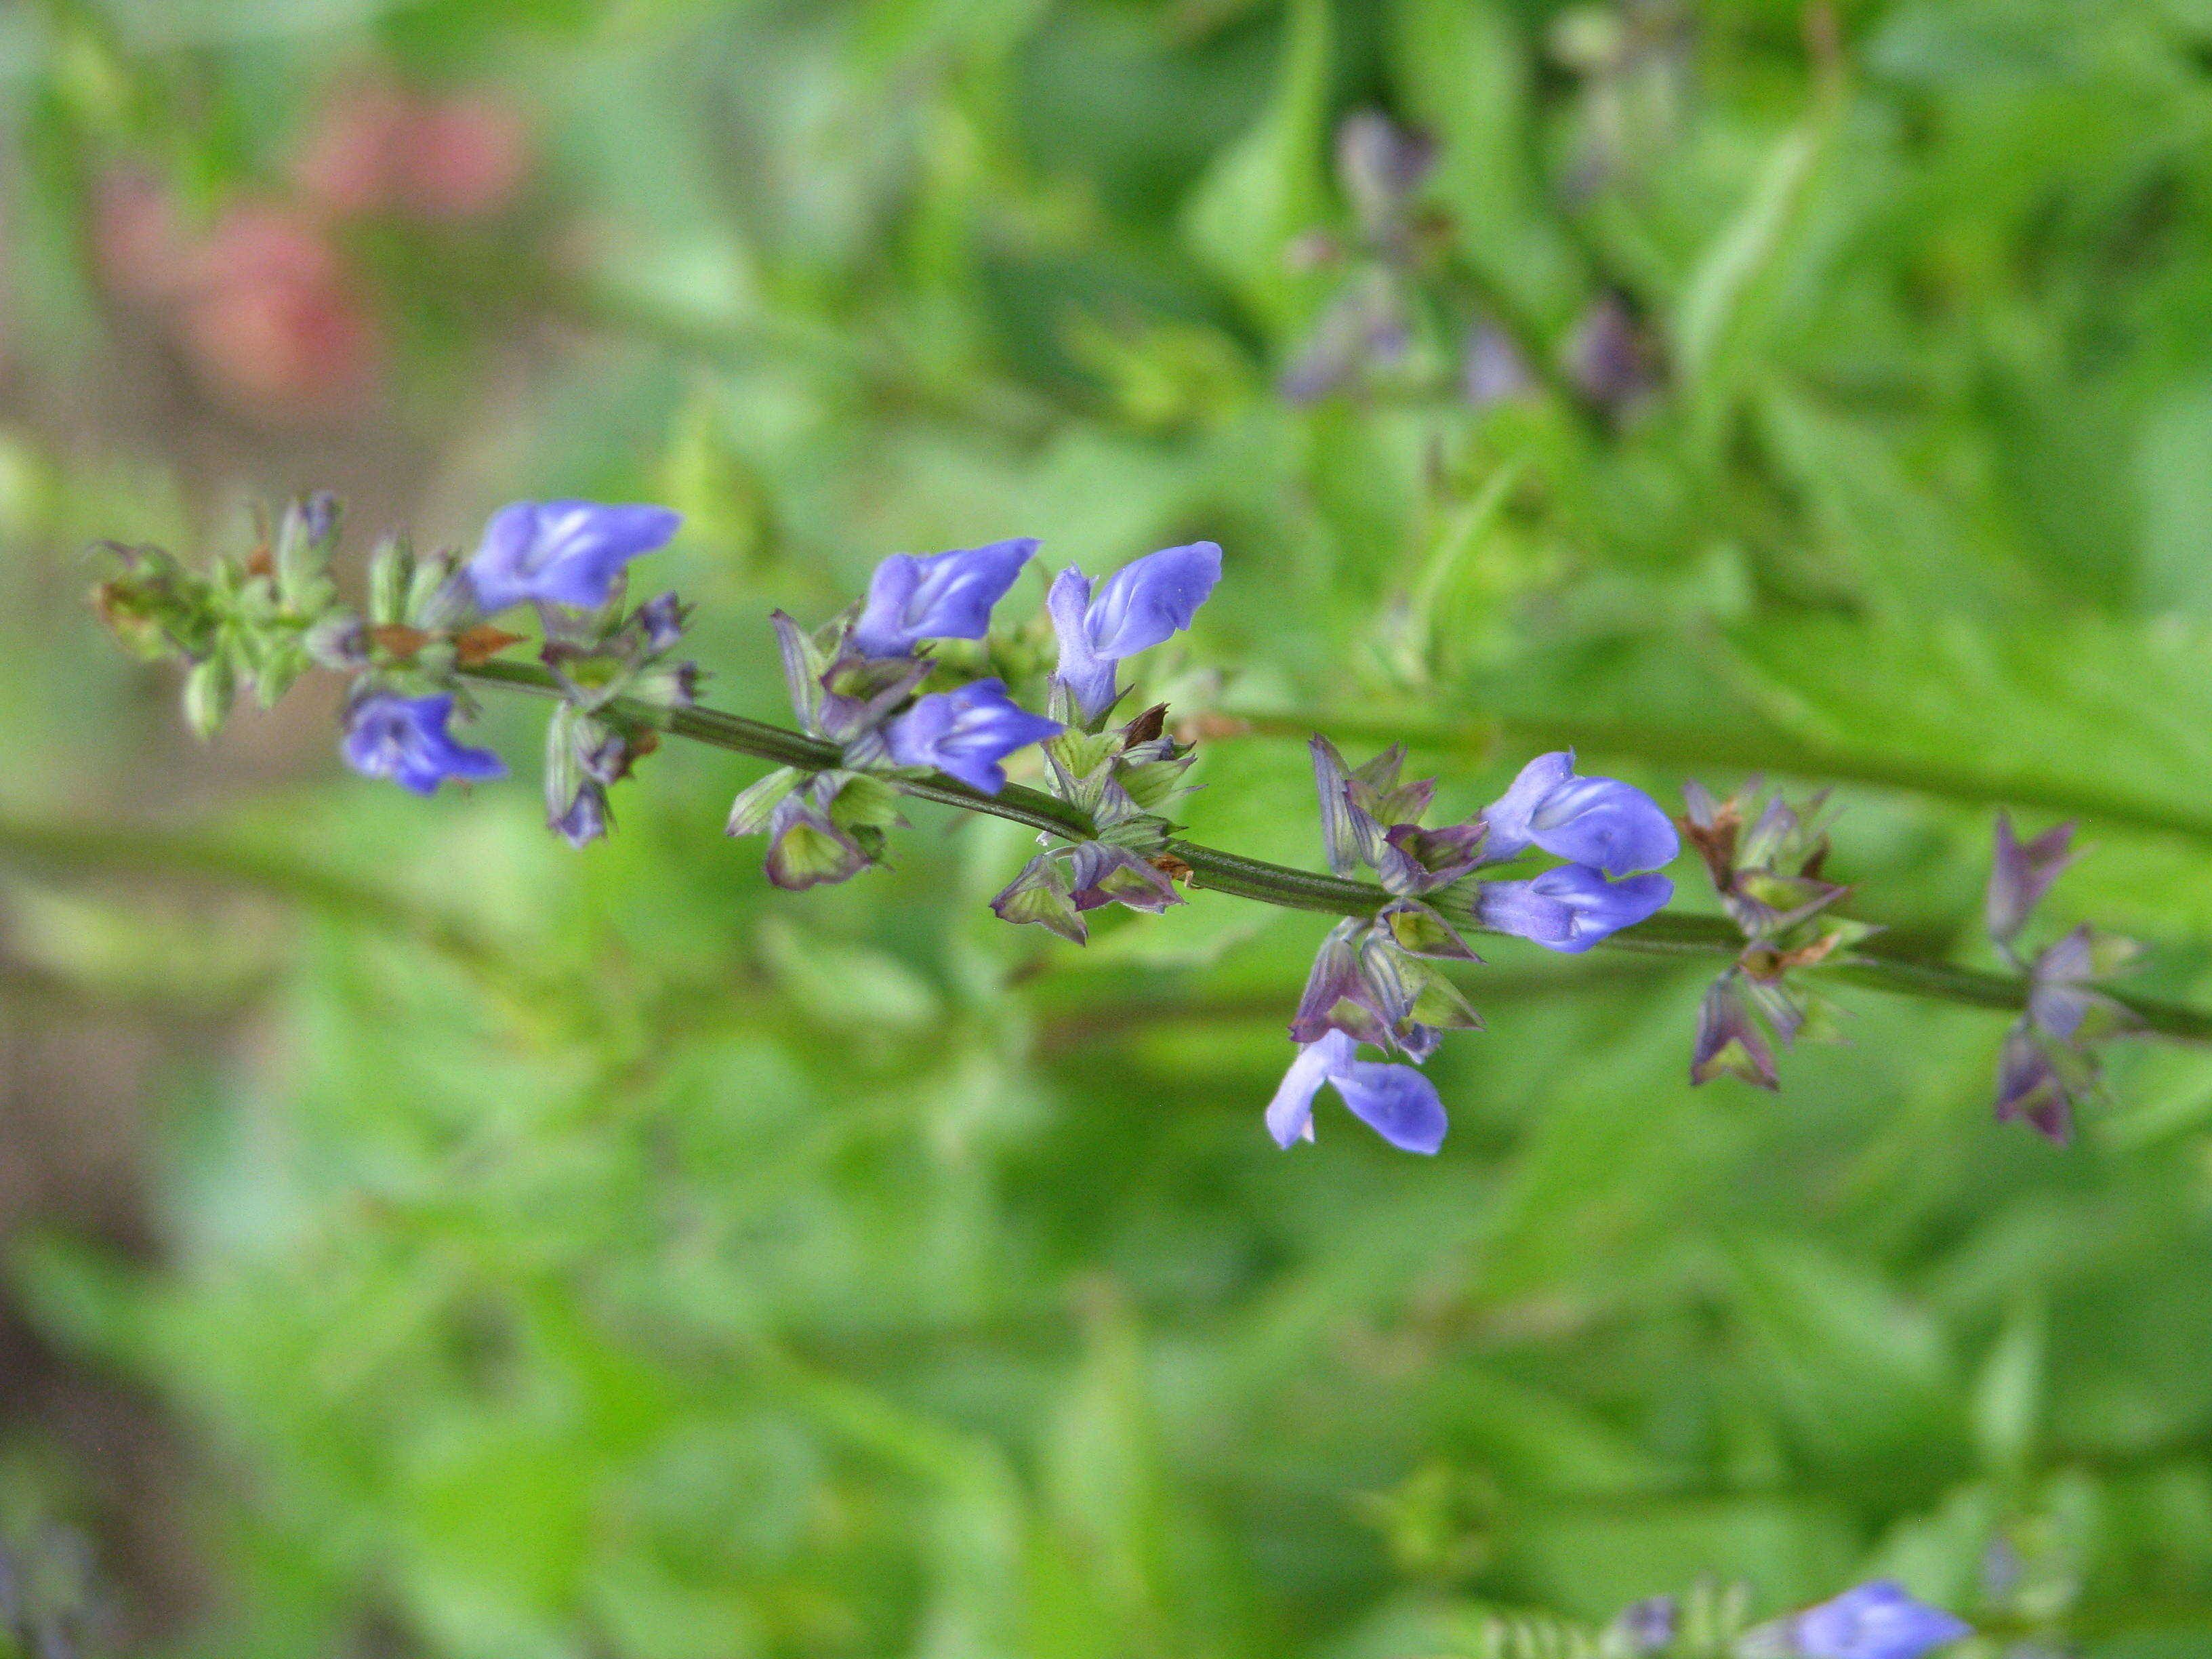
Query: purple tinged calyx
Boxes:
[
  {"xmin": 1987, "ymin": 811, "xmax": 2077, "ymax": 954},
  {"xmin": 1690, "ymin": 969, "xmax": 1777, "ymax": 1090},
  {"xmin": 1979, "ymin": 812, "xmax": 2142, "ymax": 1145}
]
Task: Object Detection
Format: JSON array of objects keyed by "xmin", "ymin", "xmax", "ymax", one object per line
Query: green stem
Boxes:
[
  {"xmin": 1213, "ymin": 710, "xmax": 2212, "ymax": 848},
  {"xmin": 455, "ymin": 663, "xmax": 2212, "ymax": 1043}
]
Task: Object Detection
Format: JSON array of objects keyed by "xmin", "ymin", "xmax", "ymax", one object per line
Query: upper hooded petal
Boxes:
[
  {"xmin": 1527, "ymin": 773, "xmax": 1680, "ymax": 876},
  {"xmin": 851, "ymin": 539, "xmax": 1036, "ymax": 658},
  {"xmin": 467, "ymin": 500, "xmax": 681, "ymax": 612},
  {"xmin": 1082, "ymin": 541, "xmax": 1222, "ymax": 661},
  {"xmin": 1480, "ymin": 750, "xmax": 1576, "ymax": 863}
]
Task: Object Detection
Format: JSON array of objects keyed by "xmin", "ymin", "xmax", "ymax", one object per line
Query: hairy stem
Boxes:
[{"xmin": 457, "ymin": 661, "xmax": 2212, "ymax": 1043}]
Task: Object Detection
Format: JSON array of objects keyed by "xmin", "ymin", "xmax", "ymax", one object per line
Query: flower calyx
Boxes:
[
  {"xmin": 1681, "ymin": 780, "xmax": 1866, "ymax": 1091},
  {"xmin": 1982, "ymin": 814, "xmax": 2141, "ymax": 1145}
]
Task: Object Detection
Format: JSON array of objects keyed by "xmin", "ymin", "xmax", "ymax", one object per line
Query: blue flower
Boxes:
[
  {"xmin": 1266, "ymin": 1029, "xmax": 1447, "ymax": 1154},
  {"xmin": 466, "ymin": 500, "xmax": 682, "ymax": 613},
  {"xmin": 1483, "ymin": 751, "xmax": 1679, "ymax": 878},
  {"xmin": 1048, "ymin": 541, "xmax": 1223, "ymax": 722},
  {"xmin": 341, "ymin": 693, "xmax": 506, "ymax": 796},
  {"xmin": 885, "ymin": 678, "xmax": 1062, "ymax": 795},
  {"xmin": 1476, "ymin": 863, "xmax": 1673, "ymax": 953},
  {"xmin": 1790, "ymin": 1581, "xmax": 1969, "ymax": 1659},
  {"xmin": 850, "ymin": 539, "xmax": 1037, "ymax": 659}
]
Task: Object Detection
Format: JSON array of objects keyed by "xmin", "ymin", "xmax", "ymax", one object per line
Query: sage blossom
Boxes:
[
  {"xmin": 1265, "ymin": 1029, "xmax": 1448, "ymax": 1155},
  {"xmin": 1048, "ymin": 541, "xmax": 1222, "ymax": 722},
  {"xmin": 341, "ymin": 691, "xmax": 506, "ymax": 796},
  {"xmin": 467, "ymin": 499, "xmax": 682, "ymax": 612}
]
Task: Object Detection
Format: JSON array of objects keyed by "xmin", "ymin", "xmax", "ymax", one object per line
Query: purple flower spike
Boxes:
[
  {"xmin": 1477, "ymin": 864, "xmax": 1673, "ymax": 954},
  {"xmin": 1988, "ymin": 812, "xmax": 2078, "ymax": 950},
  {"xmin": 341, "ymin": 693, "xmax": 506, "ymax": 796},
  {"xmin": 885, "ymin": 678, "xmax": 1062, "ymax": 796},
  {"xmin": 850, "ymin": 539, "xmax": 1037, "ymax": 659},
  {"xmin": 466, "ymin": 500, "xmax": 682, "ymax": 612},
  {"xmin": 1265, "ymin": 1030, "xmax": 1448, "ymax": 1154},
  {"xmin": 1049, "ymin": 541, "xmax": 1223, "ymax": 722},
  {"xmin": 1790, "ymin": 1581, "xmax": 1970, "ymax": 1659},
  {"xmin": 1483, "ymin": 751, "xmax": 1679, "ymax": 876}
]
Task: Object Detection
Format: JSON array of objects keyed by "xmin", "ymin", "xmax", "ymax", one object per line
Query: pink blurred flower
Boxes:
[
  {"xmin": 295, "ymin": 80, "xmax": 531, "ymax": 224},
  {"xmin": 94, "ymin": 173, "xmax": 379, "ymax": 414}
]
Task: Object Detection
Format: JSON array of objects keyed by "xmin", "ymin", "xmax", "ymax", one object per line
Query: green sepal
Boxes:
[
  {"xmin": 406, "ymin": 551, "xmax": 470, "ymax": 630},
  {"xmin": 1117, "ymin": 754, "xmax": 1195, "ymax": 811},
  {"xmin": 183, "ymin": 655, "xmax": 237, "ymax": 739},
  {"xmin": 2078, "ymin": 928, "xmax": 2143, "ymax": 981},
  {"xmin": 367, "ymin": 535, "xmax": 414, "ymax": 626},
  {"xmin": 1696, "ymin": 1031, "xmax": 1776, "ymax": 1089},
  {"xmin": 1725, "ymin": 870, "xmax": 1847, "ymax": 938},
  {"xmin": 1044, "ymin": 728, "xmax": 1118, "ymax": 779},
  {"xmin": 825, "ymin": 771, "xmax": 907, "ymax": 836},
  {"xmin": 251, "ymin": 641, "xmax": 312, "ymax": 709},
  {"xmin": 726, "ymin": 767, "xmax": 803, "ymax": 837},
  {"xmin": 1380, "ymin": 899, "xmax": 1481, "ymax": 961},
  {"xmin": 546, "ymin": 704, "xmax": 586, "ymax": 821},
  {"xmin": 764, "ymin": 815, "xmax": 871, "ymax": 890},
  {"xmin": 1408, "ymin": 966, "xmax": 1484, "ymax": 1033},
  {"xmin": 1097, "ymin": 813, "xmax": 1172, "ymax": 855},
  {"xmin": 825, "ymin": 653, "xmax": 927, "ymax": 702},
  {"xmin": 989, "ymin": 853, "xmax": 1086, "ymax": 945},
  {"xmin": 2068, "ymin": 990, "xmax": 2144, "ymax": 1044},
  {"xmin": 272, "ymin": 495, "xmax": 339, "ymax": 608}
]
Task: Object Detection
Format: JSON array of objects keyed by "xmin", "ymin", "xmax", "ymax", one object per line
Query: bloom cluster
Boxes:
[
  {"xmin": 92, "ymin": 496, "xmax": 1692, "ymax": 1157},
  {"xmin": 722, "ymin": 537, "xmax": 1219, "ymax": 895},
  {"xmin": 97, "ymin": 495, "xmax": 698, "ymax": 846},
  {"xmin": 1267, "ymin": 741, "xmax": 1678, "ymax": 1153},
  {"xmin": 98, "ymin": 490, "xmax": 2160, "ymax": 1164}
]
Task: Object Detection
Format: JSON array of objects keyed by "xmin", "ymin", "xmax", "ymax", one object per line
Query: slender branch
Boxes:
[
  {"xmin": 454, "ymin": 661, "xmax": 2212, "ymax": 1041},
  {"xmin": 1208, "ymin": 709, "xmax": 2212, "ymax": 848}
]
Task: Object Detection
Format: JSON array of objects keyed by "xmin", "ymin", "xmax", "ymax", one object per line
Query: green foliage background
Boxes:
[{"xmin": 7, "ymin": 0, "xmax": 2212, "ymax": 1652}]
